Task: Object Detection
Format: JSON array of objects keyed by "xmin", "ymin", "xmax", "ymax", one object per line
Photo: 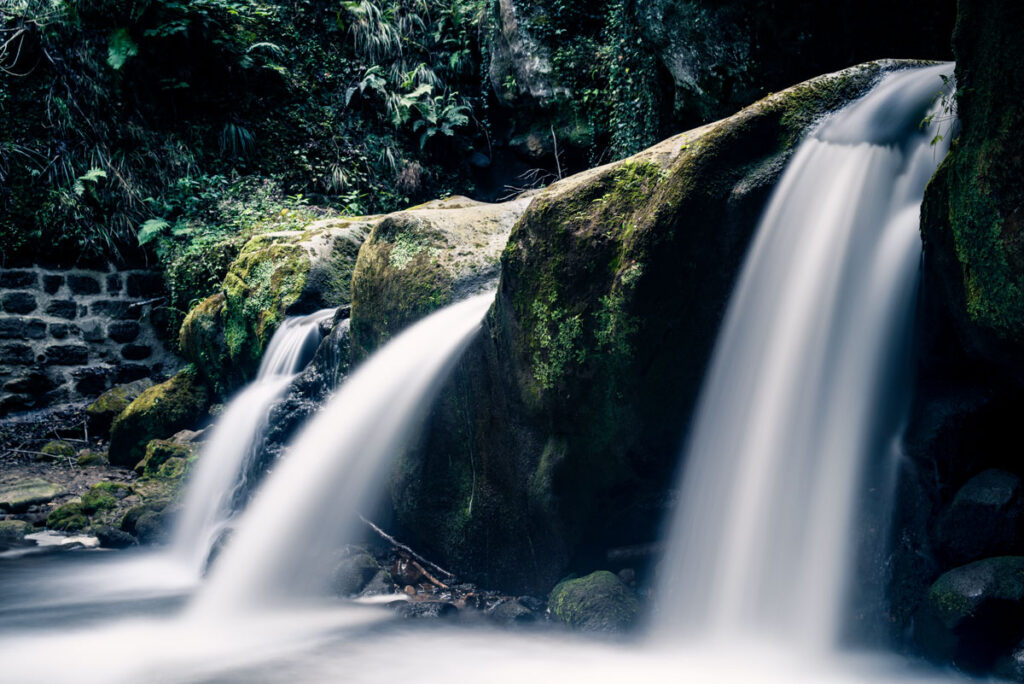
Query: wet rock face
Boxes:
[
  {"xmin": 934, "ymin": 469, "xmax": 1024, "ymax": 566},
  {"xmin": 390, "ymin": 61, "xmax": 914, "ymax": 594},
  {"xmin": 179, "ymin": 220, "xmax": 369, "ymax": 397},
  {"xmin": 0, "ymin": 266, "xmax": 178, "ymax": 416},
  {"xmin": 915, "ymin": 557, "xmax": 1024, "ymax": 673}
]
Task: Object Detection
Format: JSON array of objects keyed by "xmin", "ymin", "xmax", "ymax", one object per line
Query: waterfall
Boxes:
[
  {"xmin": 653, "ymin": 64, "xmax": 952, "ymax": 646},
  {"xmin": 171, "ymin": 309, "xmax": 335, "ymax": 570},
  {"xmin": 191, "ymin": 292, "xmax": 493, "ymax": 614}
]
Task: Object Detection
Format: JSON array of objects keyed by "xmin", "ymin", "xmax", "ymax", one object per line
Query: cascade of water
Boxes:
[
  {"xmin": 653, "ymin": 64, "xmax": 952, "ymax": 646},
  {"xmin": 170, "ymin": 308, "xmax": 335, "ymax": 570},
  {"xmin": 191, "ymin": 292, "xmax": 494, "ymax": 614}
]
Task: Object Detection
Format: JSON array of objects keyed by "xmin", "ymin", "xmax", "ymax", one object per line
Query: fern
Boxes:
[{"xmin": 107, "ymin": 28, "xmax": 138, "ymax": 70}]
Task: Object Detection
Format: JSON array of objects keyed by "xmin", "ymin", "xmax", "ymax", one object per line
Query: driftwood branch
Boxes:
[{"xmin": 359, "ymin": 514, "xmax": 455, "ymax": 581}]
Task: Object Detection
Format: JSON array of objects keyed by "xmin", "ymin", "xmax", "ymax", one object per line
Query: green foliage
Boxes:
[{"xmin": 107, "ymin": 27, "xmax": 138, "ymax": 69}]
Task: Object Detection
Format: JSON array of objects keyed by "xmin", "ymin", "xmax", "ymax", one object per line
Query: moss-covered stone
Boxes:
[
  {"xmin": 135, "ymin": 439, "xmax": 195, "ymax": 476},
  {"xmin": 920, "ymin": 0, "xmax": 1024, "ymax": 376},
  {"xmin": 916, "ymin": 557, "xmax": 1024, "ymax": 673},
  {"xmin": 85, "ymin": 378, "xmax": 155, "ymax": 436},
  {"xmin": 76, "ymin": 448, "xmax": 109, "ymax": 466},
  {"xmin": 179, "ymin": 219, "xmax": 370, "ymax": 394},
  {"xmin": 349, "ymin": 196, "xmax": 530, "ymax": 358},
  {"xmin": 0, "ymin": 519, "xmax": 32, "ymax": 549},
  {"xmin": 45, "ymin": 502, "xmax": 87, "ymax": 531},
  {"xmin": 38, "ymin": 440, "xmax": 76, "ymax": 462},
  {"xmin": 0, "ymin": 479, "xmax": 63, "ymax": 512},
  {"xmin": 108, "ymin": 367, "xmax": 210, "ymax": 467},
  {"xmin": 548, "ymin": 571, "xmax": 640, "ymax": 632},
  {"xmin": 390, "ymin": 60, "xmax": 919, "ymax": 593}
]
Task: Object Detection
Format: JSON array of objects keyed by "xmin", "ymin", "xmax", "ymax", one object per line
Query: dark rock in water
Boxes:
[
  {"xmin": 915, "ymin": 556, "xmax": 1024, "ymax": 672},
  {"xmin": 93, "ymin": 525, "xmax": 137, "ymax": 549},
  {"xmin": 331, "ymin": 548, "xmax": 382, "ymax": 597},
  {"xmin": 0, "ymin": 519, "xmax": 33, "ymax": 550},
  {"xmin": 548, "ymin": 571, "xmax": 639, "ymax": 632},
  {"xmin": 360, "ymin": 569, "xmax": 396, "ymax": 597},
  {"xmin": 994, "ymin": 639, "xmax": 1024, "ymax": 682},
  {"xmin": 391, "ymin": 600, "xmax": 458, "ymax": 619},
  {"xmin": 486, "ymin": 598, "xmax": 537, "ymax": 625},
  {"xmin": 935, "ymin": 469, "xmax": 1024, "ymax": 565}
]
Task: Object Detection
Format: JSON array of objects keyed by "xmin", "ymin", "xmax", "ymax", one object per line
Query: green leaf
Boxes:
[
  {"xmin": 138, "ymin": 219, "xmax": 170, "ymax": 246},
  {"xmin": 107, "ymin": 28, "xmax": 138, "ymax": 70},
  {"xmin": 79, "ymin": 168, "xmax": 107, "ymax": 183}
]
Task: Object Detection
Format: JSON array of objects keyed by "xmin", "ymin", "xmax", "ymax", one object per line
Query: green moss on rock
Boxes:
[
  {"xmin": 179, "ymin": 219, "xmax": 370, "ymax": 394},
  {"xmin": 136, "ymin": 439, "xmax": 195, "ymax": 476},
  {"xmin": 549, "ymin": 571, "xmax": 640, "ymax": 632},
  {"xmin": 38, "ymin": 440, "xmax": 76, "ymax": 462},
  {"xmin": 85, "ymin": 378, "xmax": 155, "ymax": 436},
  {"xmin": 0, "ymin": 479, "xmax": 63, "ymax": 512},
  {"xmin": 108, "ymin": 367, "xmax": 210, "ymax": 467},
  {"xmin": 350, "ymin": 196, "xmax": 530, "ymax": 358},
  {"xmin": 920, "ymin": 0, "xmax": 1024, "ymax": 373},
  {"xmin": 388, "ymin": 60, "xmax": 917, "ymax": 594}
]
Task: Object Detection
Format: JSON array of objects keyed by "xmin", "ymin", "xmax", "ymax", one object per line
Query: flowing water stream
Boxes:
[{"xmin": 0, "ymin": 64, "xmax": 966, "ymax": 683}]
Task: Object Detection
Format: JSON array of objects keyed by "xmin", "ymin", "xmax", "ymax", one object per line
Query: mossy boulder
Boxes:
[
  {"xmin": 0, "ymin": 478, "xmax": 63, "ymax": 512},
  {"xmin": 135, "ymin": 439, "xmax": 195, "ymax": 476},
  {"xmin": 548, "ymin": 571, "xmax": 640, "ymax": 632},
  {"xmin": 349, "ymin": 196, "xmax": 531, "ymax": 358},
  {"xmin": 38, "ymin": 440, "xmax": 76, "ymax": 462},
  {"xmin": 919, "ymin": 0, "xmax": 1024, "ymax": 378},
  {"xmin": 390, "ymin": 60, "xmax": 919, "ymax": 593},
  {"xmin": 108, "ymin": 367, "xmax": 210, "ymax": 467},
  {"xmin": 85, "ymin": 378, "xmax": 155, "ymax": 436},
  {"xmin": 179, "ymin": 218, "xmax": 370, "ymax": 395},
  {"xmin": 915, "ymin": 557, "xmax": 1024, "ymax": 673}
]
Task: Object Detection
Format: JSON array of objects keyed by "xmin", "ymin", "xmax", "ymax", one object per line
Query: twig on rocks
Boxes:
[{"xmin": 359, "ymin": 514, "xmax": 455, "ymax": 581}]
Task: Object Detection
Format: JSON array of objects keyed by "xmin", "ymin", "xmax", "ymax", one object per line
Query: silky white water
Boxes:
[
  {"xmin": 653, "ymin": 63, "xmax": 952, "ymax": 646},
  {"xmin": 171, "ymin": 308, "xmax": 334, "ymax": 571},
  {"xmin": 194, "ymin": 291, "xmax": 495, "ymax": 613},
  {"xmin": 0, "ymin": 65, "xmax": 968, "ymax": 684}
]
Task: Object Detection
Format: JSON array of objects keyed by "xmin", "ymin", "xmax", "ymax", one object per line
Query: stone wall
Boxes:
[{"xmin": 0, "ymin": 267, "xmax": 181, "ymax": 416}]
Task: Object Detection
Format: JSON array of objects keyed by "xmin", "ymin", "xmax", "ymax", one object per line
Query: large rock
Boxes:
[
  {"xmin": 108, "ymin": 367, "xmax": 210, "ymax": 467},
  {"xmin": 915, "ymin": 557, "xmax": 1024, "ymax": 673},
  {"xmin": 180, "ymin": 218, "xmax": 370, "ymax": 395},
  {"xmin": 86, "ymin": 378, "xmax": 155, "ymax": 436},
  {"xmin": 389, "ymin": 60, "xmax": 919, "ymax": 593},
  {"xmin": 919, "ymin": 0, "xmax": 1024, "ymax": 379},
  {"xmin": 350, "ymin": 196, "xmax": 531, "ymax": 358},
  {"xmin": 548, "ymin": 571, "xmax": 639, "ymax": 632},
  {"xmin": 0, "ymin": 478, "xmax": 63, "ymax": 512},
  {"xmin": 935, "ymin": 469, "xmax": 1024, "ymax": 566}
]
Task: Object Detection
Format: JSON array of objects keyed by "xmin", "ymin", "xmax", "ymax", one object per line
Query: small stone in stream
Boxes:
[
  {"xmin": 331, "ymin": 548, "xmax": 381, "ymax": 596},
  {"xmin": 93, "ymin": 525, "xmax": 138, "ymax": 549},
  {"xmin": 359, "ymin": 569, "xmax": 396, "ymax": 597},
  {"xmin": 0, "ymin": 519, "xmax": 32, "ymax": 550},
  {"xmin": 487, "ymin": 598, "xmax": 537, "ymax": 625},
  {"xmin": 391, "ymin": 601, "xmax": 458, "ymax": 619},
  {"xmin": 548, "ymin": 571, "xmax": 640, "ymax": 632},
  {"xmin": 76, "ymin": 449, "xmax": 108, "ymax": 466},
  {"xmin": 403, "ymin": 585, "xmax": 416, "ymax": 596}
]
